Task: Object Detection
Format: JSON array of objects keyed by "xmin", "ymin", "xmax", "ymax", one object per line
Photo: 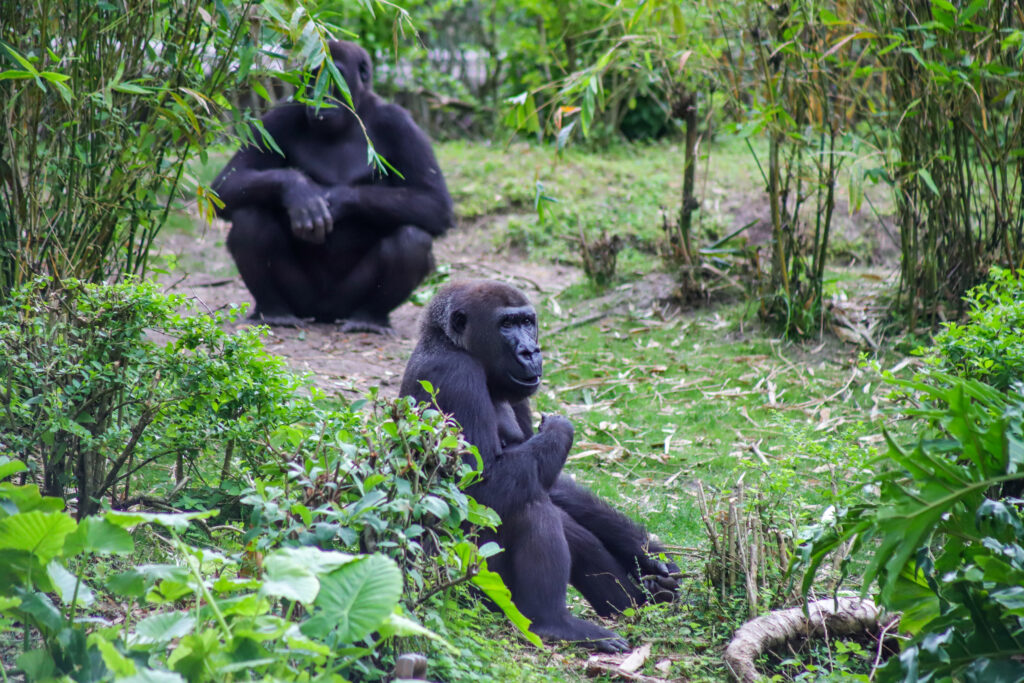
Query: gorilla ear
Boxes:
[{"xmin": 450, "ymin": 310, "xmax": 468, "ymax": 336}]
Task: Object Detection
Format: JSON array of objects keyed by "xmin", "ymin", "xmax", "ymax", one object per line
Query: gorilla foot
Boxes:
[
  {"xmin": 339, "ymin": 315, "xmax": 394, "ymax": 335},
  {"xmin": 642, "ymin": 574, "xmax": 680, "ymax": 604},
  {"xmin": 531, "ymin": 617, "xmax": 630, "ymax": 653}
]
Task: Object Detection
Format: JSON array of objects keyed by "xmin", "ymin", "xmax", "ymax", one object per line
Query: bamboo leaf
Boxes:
[{"xmin": 918, "ymin": 168, "xmax": 940, "ymax": 195}]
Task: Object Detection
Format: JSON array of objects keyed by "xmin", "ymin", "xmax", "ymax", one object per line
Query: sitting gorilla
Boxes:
[
  {"xmin": 213, "ymin": 40, "xmax": 453, "ymax": 333},
  {"xmin": 400, "ymin": 280, "xmax": 677, "ymax": 652}
]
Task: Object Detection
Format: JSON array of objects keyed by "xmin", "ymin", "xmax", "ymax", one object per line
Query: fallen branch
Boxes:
[{"xmin": 723, "ymin": 597, "xmax": 898, "ymax": 682}]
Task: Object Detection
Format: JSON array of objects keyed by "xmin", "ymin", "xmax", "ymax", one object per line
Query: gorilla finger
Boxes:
[
  {"xmin": 290, "ymin": 209, "xmax": 312, "ymax": 233},
  {"xmin": 599, "ymin": 637, "xmax": 631, "ymax": 653},
  {"xmin": 313, "ymin": 200, "xmax": 332, "ymax": 235},
  {"xmin": 311, "ymin": 222, "xmax": 327, "ymax": 244}
]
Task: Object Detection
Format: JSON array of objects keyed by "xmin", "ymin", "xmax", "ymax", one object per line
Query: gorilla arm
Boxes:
[
  {"xmin": 326, "ymin": 103, "xmax": 453, "ymax": 237},
  {"xmin": 212, "ymin": 107, "xmax": 333, "ymax": 243},
  {"xmin": 403, "ymin": 352, "xmax": 571, "ymax": 519}
]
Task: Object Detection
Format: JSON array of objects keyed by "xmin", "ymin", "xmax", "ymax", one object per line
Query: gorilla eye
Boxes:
[{"xmin": 359, "ymin": 62, "xmax": 370, "ymax": 83}]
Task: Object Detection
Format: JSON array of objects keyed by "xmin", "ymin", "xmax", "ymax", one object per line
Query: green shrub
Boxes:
[
  {"xmin": 800, "ymin": 372, "xmax": 1024, "ymax": 681},
  {"xmin": 919, "ymin": 267, "xmax": 1024, "ymax": 392},
  {"xmin": 241, "ymin": 389, "xmax": 538, "ymax": 650},
  {"xmin": 0, "ymin": 278, "xmax": 303, "ymax": 518},
  {"xmin": 0, "ymin": 280, "xmax": 538, "ymax": 680},
  {"xmin": 0, "ymin": 456, "xmax": 431, "ymax": 682}
]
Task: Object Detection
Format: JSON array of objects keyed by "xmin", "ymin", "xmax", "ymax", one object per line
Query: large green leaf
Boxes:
[
  {"xmin": 116, "ymin": 668, "xmax": 187, "ymax": 683},
  {"xmin": 260, "ymin": 553, "xmax": 320, "ymax": 603},
  {"xmin": 16, "ymin": 648, "xmax": 56, "ymax": 681},
  {"xmin": 0, "ymin": 482, "xmax": 64, "ymax": 516},
  {"xmin": 104, "ymin": 509, "xmax": 216, "ymax": 532},
  {"xmin": 12, "ymin": 589, "xmax": 62, "ymax": 633},
  {"xmin": 270, "ymin": 546, "xmax": 356, "ymax": 575},
  {"xmin": 88, "ymin": 633, "xmax": 136, "ymax": 676},
  {"xmin": 300, "ymin": 554, "xmax": 402, "ymax": 642},
  {"xmin": 0, "ymin": 459, "xmax": 27, "ymax": 482},
  {"xmin": 470, "ymin": 559, "xmax": 542, "ymax": 648},
  {"xmin": 0, "ymin": 510, "xmax": 76, "ymax": 563},
  {"xmin": 130, "ymin": 612, "xmax": 197, "ymax": 646},
  {"xmin": 377, "ymin": 611, "xmax": 455, "ymax": 652},
  {"xmin": 64, "ymin": 516, "xmax": 134, "ymax": 557},
  {"xmin": 47, "ymin": 560, "xmax": 95, "ymax": 607}
]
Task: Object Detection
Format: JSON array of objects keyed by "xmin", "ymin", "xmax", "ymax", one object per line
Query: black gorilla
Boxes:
[
  {"xmin": 400, "ymin": 280, "xmax": 677, "ymax": 652},
  {"xmin": 213, "ymin": 40, "xmax": 453, "ymax": 333}
]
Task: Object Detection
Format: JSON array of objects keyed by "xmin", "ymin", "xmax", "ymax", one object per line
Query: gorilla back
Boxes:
[
  {"xmin": 213, "ymin": 40, "xmax": 453, "ymax": 333},
  {"xmin": 400, "ymin": 280, "xmax": 678, "ymax": 652}
]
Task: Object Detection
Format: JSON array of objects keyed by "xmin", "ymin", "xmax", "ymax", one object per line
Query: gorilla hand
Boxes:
[
  {"xmin": 536, "ymin": 414, "xmax": 574, "ymax": 489},
  {"xmin": 638, "ymin": 555, "xmax": 679, "ymax": 604},
  {"xmin": 539, "ymin": 414, "xmax": 574, "ymax": 449},
  {"xmin": 282, "ymin": 180, "xmax": 332, "ymax": 244}
]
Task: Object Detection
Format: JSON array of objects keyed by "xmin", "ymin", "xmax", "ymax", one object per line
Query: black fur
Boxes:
[
  {"xmin": 400, "ymin": 280, "xmax": 678, "ymax": 652},
  {"xmin": 213, "ymin": 40, "xmax": 453, "ymax": 332}
]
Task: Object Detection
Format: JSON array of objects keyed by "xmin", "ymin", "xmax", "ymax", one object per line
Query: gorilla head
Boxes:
[
  {"xmin": 426, "ymin": 280, "xmax": 543, "ymax": 402},
  {"xmin": 307, "ymin": 40, "xmax": 374, "ymax": 129}
]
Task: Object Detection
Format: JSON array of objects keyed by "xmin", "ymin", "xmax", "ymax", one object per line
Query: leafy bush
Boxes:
[
  {"xmin": 919, "ymin": 267, "xmax": 1024, "ymax": 392},
  {"xmin": 241, "ymin": 388, "xmax": 538, "ymax": 647},
  {"xmin": 0, "ymin": 456, "xmax": 432, "ymax": 681},
  {"xmin": 0, "ymin": 278, "xmax": 303, "ymax": 517},
  {"xmin": 800, "ymin": 372, "xmax": 1024, "ymax": 681},
  {"xmin": 0, "ymin": 0, "xmax": 359, "ymax": 293}
]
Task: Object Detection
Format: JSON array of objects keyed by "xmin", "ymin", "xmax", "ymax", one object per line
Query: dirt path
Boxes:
[{"xmin": 156, "ymin": 216, "xmax": 581, "ymax": 397}]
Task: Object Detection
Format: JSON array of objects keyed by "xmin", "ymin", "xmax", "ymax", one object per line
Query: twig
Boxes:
[{"xmin": 414, "ymin": 566, "xmax": 479, "ymax": 607}]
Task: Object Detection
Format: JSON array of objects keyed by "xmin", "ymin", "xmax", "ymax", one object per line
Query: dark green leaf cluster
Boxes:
[
  {"xmin": 0, "ymin": 457, "xmax": 427, "ymax": 681},
  {"xmin": 239, "ymin": 389, "xmax": 539, "ymax": 647},
  {"xmin": 0, "ymin": 278, "xmax": 534, "ymax": 680},
  {"xmin": 919, "ymin": 267, "xmax": 1024, "ymax": 392},
  {"xmin": 800, "ymin": 369, "xmax": 1024, "ymax": 680}
]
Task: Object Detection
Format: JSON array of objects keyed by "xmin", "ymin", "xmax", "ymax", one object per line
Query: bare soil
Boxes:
[{"xmin": 155, "ymin": 216, "xmax": 582, "ymax": 397}]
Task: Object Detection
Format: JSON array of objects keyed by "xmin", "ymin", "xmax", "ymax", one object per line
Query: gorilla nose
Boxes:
[{"xmin": 519, "ymin": 346, "xmax": 540, "ymax": 362}]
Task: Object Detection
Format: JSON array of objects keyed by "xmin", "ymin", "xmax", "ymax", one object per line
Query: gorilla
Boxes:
[
  {"xmin": 213, "ymin": 40, "xmax": 453, "ymax": 333},
  {"xmin": 400, "ymin": 280, "xmax": 677, "ymax": 652}
]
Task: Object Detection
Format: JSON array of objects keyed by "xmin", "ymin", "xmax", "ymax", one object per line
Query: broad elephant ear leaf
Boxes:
[{"xmin": 300, "ymin": 554, "xmax": 402, "ymax": 643}]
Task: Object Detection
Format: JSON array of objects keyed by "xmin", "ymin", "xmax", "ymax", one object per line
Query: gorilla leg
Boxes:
[
  {"xmin": 320, "ymin": 224, "xmax": 434, "ymax": 331},
  {"xmin": 561, "ymin": 511, "xmax": 646, "ymax": 617},
  {"xmin": 340, "ymin": 225, "xmax": 435, "ymax": 331},
  {"xmin": 550, "ymin": 476, "xmax": 678, "ymax": 586},
  {"xmin": 226, "ymin": 207, "xmax": 317, "ymax": 325},
  {"xmin": 500, "ymin": 500, "xmax": 630, "ymax": 653}
]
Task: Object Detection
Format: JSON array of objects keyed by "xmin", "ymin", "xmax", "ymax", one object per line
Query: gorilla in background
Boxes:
[
  {"xmin": 400, "ymin": 280, "xmax": 678, "ymax": 652},
  {"xmin": 213, "ymin": 40, "xmax": 453, "ymax": 334}
]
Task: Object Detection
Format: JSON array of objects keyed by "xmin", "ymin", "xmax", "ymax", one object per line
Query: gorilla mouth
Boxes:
[{"xmin": 508, "ymin": 373, "xmax": 541, "ymax": 388}]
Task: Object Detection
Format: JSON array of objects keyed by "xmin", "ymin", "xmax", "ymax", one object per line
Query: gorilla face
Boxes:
[
  {"xmin": 307, "ymin": 40, "xmax": 373, "ymax": 128},
  {"xmin": 459, "ymin": 303, "xmax": 542, "ymax": 401},
  {"xmin": 436, "ymin": 281, "xmax": 543, "ymax": 402},
  {"xmin": 328, "ymin": 39, "xmax": 373, "ymax": 102}
]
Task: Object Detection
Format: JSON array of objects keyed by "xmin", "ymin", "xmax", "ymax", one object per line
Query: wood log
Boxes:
[{"xmin": 723, "ymin": 597, "xmax": 898, "ymax": 682}]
